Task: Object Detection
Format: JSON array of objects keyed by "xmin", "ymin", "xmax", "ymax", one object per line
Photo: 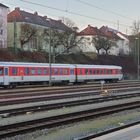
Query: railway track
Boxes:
[
  {"xmin": 0, "ymin": 92, "xmax": 140, "ymax": 117},
  {"xmin": 0, "ymin": 82, "xmax": 140, "ymax": 100},
  {"xmin": 0, "ymin": 81, "xmax": 140, "ymax": 139},
  {"xmin": 0, "ymin": 81, "xmax": 140, "ymax": 96},
  {"xmin": 0, "ymin": 101, "xmax": 140, "ymax": 139},
  {"xmin": 1, "ymin": 85, "xmax": 140, "ymax": 106}
]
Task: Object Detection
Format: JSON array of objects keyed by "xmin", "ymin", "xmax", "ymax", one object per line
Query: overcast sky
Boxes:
[{"xmin": 1, "ymin": 0, "xmax": 140, "ymax": 34}]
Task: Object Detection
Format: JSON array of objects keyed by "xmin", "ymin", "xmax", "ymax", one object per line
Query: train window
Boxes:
[
  {"xmin": 12, "ymin": 67, "xmax": 18, "ymax": 75},
  {"xmin": 96, "ymin": 69, "xmax": 99, "ymax": 74},
  {"xmin": 104, "ymin": 69, "xmax": 107, "ymax": 74},
  {"xmin": 70, "ymin": 69, "xmax": 74, "ymax": 75},
  {"xmin": 108, "ymin": 69, "xmax": 112, "ymax": 74},
  {"xmin": 60, "ymin": 68, "xmax": 63, "ymax": 75},
  {"xmin": 0, "ymin": 68, "xmax": 3, "ymax": 75},
  {"xmin": 93, "ymin": 69, "xmax": 97, "ymax": 74},
  {"xmin": 37, "ymin": 68, "xmax": 42, "ymax": 75},
  {"xmin": 89, "ymin": 69, "xmax": 92, "ymax": 74},
  {"xmin": 80, "ymin": 69, "xmax": 82, "ymax": 75},
  {"xmin": 92, "ymin": 69, "xmax": 94, "ymax": 74},
  {"xmin": 99, "ymin": 69, "xmax": 102, "ymax": 74},
  {"xmin": 43, "ymin": 68, "xmax": 48, "ymax": 75},
  {"xmin": 54, "ymin": 68, "xmax": 58, "ymax": 75},
  {"xmin": 31, "ymin": 68, "xmax": 36, "ymax": 75},
  {"xmin": 24, "ymin": 68, "xmax": 29, "ymax": 75},
  {"xmin": 64, "ymin": 69, "xmax": 68, "ymax": 75},
  {"xmin": 85, "ymin": 69, "xmax": 88, "ymax": 75}
]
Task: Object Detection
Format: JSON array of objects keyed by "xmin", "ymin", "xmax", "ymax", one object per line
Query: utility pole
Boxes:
[
  {"xmin": 49, "ymin": 28, "xmax": 52, "ymax": 86},
  {"xmin": 13, "ymin": 18, "xmax": 17, "ymax": 54},
  {"xmin": 135, "ymin": 38, "xmax": 140, "ymax": 80},
  {"xmin": 138, "ymin": 38, "xmax": 140, "ymax": 80},
  {"xmin": 117, "ymin": 20, "xmax": 119, "ymax": 31}
]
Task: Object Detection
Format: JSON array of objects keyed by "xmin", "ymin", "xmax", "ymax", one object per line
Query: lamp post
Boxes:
[{"xmin": 135, "ymin": 38, "xmax": 139, "ymax": 80}]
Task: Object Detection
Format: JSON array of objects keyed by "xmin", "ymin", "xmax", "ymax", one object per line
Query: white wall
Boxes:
[{"xmin": 75, "ymin": 34, "xmax": 130, "ymax": 56}]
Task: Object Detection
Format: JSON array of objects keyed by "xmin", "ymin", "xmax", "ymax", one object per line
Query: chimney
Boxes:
[
  {"xmin": 34, "ymin": 11, "xmax": 38, "ymax": 15},
  {"xmin": 43, "ymin": 16, "xmax": 47, "ymax": 19},
  {"xmin": 58, "ymin": 19, "xmax": 62, "ymax": 22},
  {"xmin": 15, "ymin": 7, "xmax": 20, "ymax": 11}
]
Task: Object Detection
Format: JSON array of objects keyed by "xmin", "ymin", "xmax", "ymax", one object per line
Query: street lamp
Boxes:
[{"xmin": 135, "ymin": 38, "xmax": 139, "ymax": 80}]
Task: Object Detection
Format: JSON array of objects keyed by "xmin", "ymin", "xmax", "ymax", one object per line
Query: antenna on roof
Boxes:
[{"xmin": 117, "ymin": 20, "xmax": 119, "ymax": 31}]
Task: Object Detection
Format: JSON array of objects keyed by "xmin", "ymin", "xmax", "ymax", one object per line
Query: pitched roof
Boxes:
[
  {"xmin": 100, "ymin": 26, "xmax": 122, "ymax": 40},
  {"xmin": 77, "ymin": 25, "xmax": 103, "ymax": 36},
  {"xmin": 7, "ymin": 7, "xmax": 72, "ymax": 32},
  {"xmin": 0, "ymin": 3, "xmax": 9, "ymax": 8}
]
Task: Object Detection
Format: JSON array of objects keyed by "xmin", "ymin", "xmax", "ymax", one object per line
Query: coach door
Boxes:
[
  {"xmin": 0, "ymin": 67, "xmax": 4, "ymax": 84},
  {"xmin": 4, "ymin": 67, "xmax": 9, "ymax": 85}
]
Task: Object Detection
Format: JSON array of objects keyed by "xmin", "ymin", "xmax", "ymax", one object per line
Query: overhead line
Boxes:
[
  {"xmin": 75, "ymin": 0, "xmax": 135, "ymax": 21},
  {"xmin": 20, "ymin": 0, "xmax": 131, "ymax": 28}
]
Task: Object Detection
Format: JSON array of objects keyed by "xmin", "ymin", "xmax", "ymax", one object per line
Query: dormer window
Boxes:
[{"xmin": 25, "ymin": 17, "xmax": 29, "ymax": 20}]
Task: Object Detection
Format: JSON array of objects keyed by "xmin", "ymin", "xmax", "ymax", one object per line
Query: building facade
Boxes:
[
  {"xmin": 0, "ymin": 3, "xmax": 9, "ymax": 48},
  {"xmin": 75, "ymin": 25, "xmax": 130, "ymax": 56},
  {"xmin": 7, "ymin": 7, "xmax": 72, "ymax": 53}
]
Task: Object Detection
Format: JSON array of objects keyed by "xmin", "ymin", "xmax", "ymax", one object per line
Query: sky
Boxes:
[{"xmin": 1, "ymin": 0, "xmax": 140, "ymax": 34}]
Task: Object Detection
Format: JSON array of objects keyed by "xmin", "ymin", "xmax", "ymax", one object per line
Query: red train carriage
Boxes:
[
  {"xmin": 75, "ymin": 64, "xmax": 123, "ymax": 83},
  {"xmin": 0, "ymin": 62, "xmax": 123, "ymax": 88},
  {"xmin": 0, "ymin": 62, "xmax": 75, "ymax": 88}
]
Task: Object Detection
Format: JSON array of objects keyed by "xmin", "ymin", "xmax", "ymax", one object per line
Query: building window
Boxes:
[
  {"xmin": 30, "ymin": 37, "xmax": 37, "ymax": 50},
  {"xmin": 0, "ymin": 40, "xmax": 3, "ymax": 48},
  {"xmin": 0, "ymin": 29, "xmax": 3, "ymax": 35}
]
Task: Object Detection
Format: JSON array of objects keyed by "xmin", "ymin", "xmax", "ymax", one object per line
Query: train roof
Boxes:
[
  {"xmin": 0, "ymin": 62, "xmax": 75, "ymax": 68},
  {"xmin": 0, "ymin": 62, "xmax": 122, "ymax": 69},
  {"xmin": 75, "ymin": 64, "xmax": 122, "ymax": 69}
]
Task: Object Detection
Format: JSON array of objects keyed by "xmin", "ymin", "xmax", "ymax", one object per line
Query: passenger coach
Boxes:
[
  {"xmin": 75, "ymin": 64, "xmax": 123, "ymax": 83},
  {"xmin": 0, "ymin": 62, "xmax": 75, "ymax": 88},
  {"xmin": 0, "ymin": 62, "xmax": 123, "ymax": 88}
]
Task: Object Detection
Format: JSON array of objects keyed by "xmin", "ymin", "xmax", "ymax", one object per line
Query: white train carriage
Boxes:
[
  {"xmin": 0, "ymin": 62, "xmax": 75, "ymax": 87},
  {"xmin": 0, "ymin": 62, "xmax": 123, "ymax": 88},
  {"xmin": 75, "ymin": 64, "xmax": 123, "ymax": 83}
]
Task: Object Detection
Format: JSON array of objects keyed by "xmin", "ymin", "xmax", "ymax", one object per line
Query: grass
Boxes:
[{"xmin": 30, "ymin": 110, "xmax": 140, "ymax": 140}]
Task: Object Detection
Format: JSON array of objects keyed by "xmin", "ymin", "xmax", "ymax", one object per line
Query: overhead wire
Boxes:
[
  {"xmin": 19, "ymin": 0, "xmax": 132, "ymax": 29},
  {"xmin": 75, "ymin": 0, "xmax": 135, "ymax": 21}
]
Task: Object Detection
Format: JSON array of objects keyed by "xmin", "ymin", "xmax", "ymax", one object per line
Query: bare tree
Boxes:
[
  {"xmin": 92, "ymin": 36, "xmax": 103, "ymax": 54},
  {"xmin": 59, "ymin": 17, "xmax": 79, "ymax": 31},
  {"xmin": 54, "ymin": 30, "xmax": 84, "ymax": 57},
  {"xmin": 20, "ymin": 24, "xmax": 37, "ymax": 49},
  {"xmin": 43, "ymin": 28, "xmax": 62, "ymax": 62},
  {"xmin": 92, "ymin": 36, "xmax": 116, "ymax": 55},
  {"xmin": 131, "ymin": 20, "xmax": 140, "ymax": 35},
  {"xmin": 103, "ymin": 38, "xmax": 112, "ymax": 54}
]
